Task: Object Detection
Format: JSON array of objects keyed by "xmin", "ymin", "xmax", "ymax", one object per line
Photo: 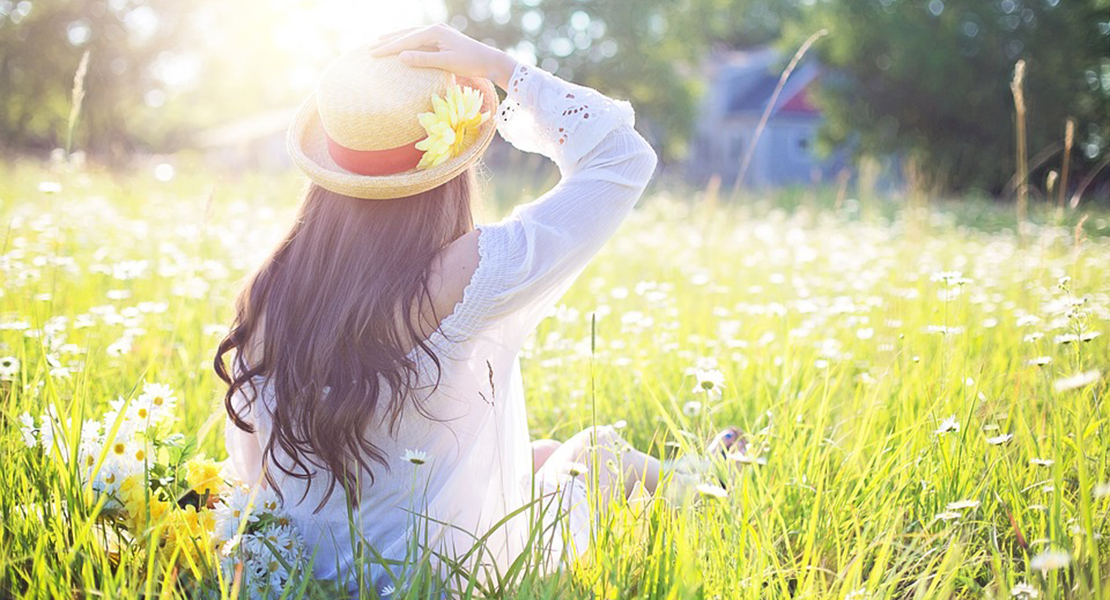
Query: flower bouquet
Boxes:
[{"xmin": 18, "ymin": 383, "xmax": 309, "ymax": 599}]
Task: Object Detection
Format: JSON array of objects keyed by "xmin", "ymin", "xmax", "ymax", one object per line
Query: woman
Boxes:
[{"xmin": 215, "ymin": 25, "xmax": 741, "ymax": 594}]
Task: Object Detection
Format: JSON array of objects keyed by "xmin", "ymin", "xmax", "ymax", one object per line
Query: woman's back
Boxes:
[{"xmin": 221, "ymin": 38, "xmax": 657, "ymax": 594}]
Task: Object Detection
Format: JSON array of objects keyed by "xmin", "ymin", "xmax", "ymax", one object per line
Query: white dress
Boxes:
[{"xmin": 224, "ymin": 62, "xmax": 658, "ymax": 594}]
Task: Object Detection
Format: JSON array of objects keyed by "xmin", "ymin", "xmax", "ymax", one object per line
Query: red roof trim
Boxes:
[{"xmin": 778, "ymin": 81, "xmax": 819, "ymax": 115}]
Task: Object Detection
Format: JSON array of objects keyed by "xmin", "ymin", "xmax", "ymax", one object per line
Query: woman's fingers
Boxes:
[{"xmin": 370, "ymin": 26, "xmax": 443, "ymax": 57}]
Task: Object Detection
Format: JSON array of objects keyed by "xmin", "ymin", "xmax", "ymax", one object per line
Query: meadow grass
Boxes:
[{"xmin": 0, "ymin": 160, "xmax": 1107, "ymax": 598}]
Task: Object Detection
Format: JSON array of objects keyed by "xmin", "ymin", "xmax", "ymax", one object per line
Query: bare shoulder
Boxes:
[{"xmin": 420, "ymin": 228, "xmax": 482, "ymax": 333}]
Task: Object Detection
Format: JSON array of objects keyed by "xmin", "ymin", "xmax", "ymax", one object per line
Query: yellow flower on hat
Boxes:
[{"xmin": 415, "ymin": 85, "xmax": 490, "ymax": 170}]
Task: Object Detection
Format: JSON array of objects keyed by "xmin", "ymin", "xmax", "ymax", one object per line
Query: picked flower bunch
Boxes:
[{"xmin": 18, "ymin": 383, "xmax": 308, "ymax": 598}]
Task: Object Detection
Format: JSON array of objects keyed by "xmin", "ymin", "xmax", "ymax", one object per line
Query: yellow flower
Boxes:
[
  {"xmin": 163, "ymin": 505, "xmax": 216, "ymax": 573},
  {"xmin": 184, "ymin": 456, "xmax": 223, "ymax": 497},
  {"xmin": 414, "ymin": 85, "xmax": 489, "ymax": 170},
  {"xmin": 119, "ymin": 474, "xmax": 171, "ymax": 534}
]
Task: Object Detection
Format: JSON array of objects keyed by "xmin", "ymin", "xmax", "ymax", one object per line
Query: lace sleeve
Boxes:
[
  {"xmin": 436, "ymin": 64, "xmax": 657, "ymax": 347},
  {"xmin": 495, "ymin": 63, "xmax": 636, "ymax": 172}
]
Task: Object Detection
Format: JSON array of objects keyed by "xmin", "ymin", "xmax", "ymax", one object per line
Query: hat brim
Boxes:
[{"xmin": 287, "ymin": 75, "xmax": 498, "ymax": 200}]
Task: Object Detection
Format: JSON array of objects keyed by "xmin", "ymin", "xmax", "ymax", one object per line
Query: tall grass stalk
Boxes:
[
  {"xmin": 1059, "ymin": 118, "xmax": 1074, "ymax": 211},
  {"xmin": 730, "ymin": 28, "xmax": 828, "ymax": 197},
  {"xmin": 65, "ymin": 51, "xmax": 91, "ymax": 157},
  {"xmin": 1010, "ymin": 60, "xmax": 1028, "ymax": 238}
]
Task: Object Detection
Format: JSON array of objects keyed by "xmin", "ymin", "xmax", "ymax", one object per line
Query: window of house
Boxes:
[
  {"xmin": 731, "ymin": 134, "xmax": 746, "ymax": 160},
  {"xmin": 789, "ymin": 129, "xmax": 812, "ymax": 162}
]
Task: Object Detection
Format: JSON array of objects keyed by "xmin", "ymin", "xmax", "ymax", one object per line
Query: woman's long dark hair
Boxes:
[{"xmin": 215, "ymin": 169, "xmax": 476, "ymax": 512}]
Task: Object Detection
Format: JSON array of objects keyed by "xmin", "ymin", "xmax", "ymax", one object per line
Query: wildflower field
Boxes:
[{"xmin": 1, "ymin": 161, "xmax": 1108, "ymax": 599}]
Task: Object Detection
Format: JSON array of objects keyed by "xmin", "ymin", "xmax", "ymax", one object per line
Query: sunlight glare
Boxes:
[{"xmin": 275, "ymin": 0, "xmax": 445, "ymax": 56}]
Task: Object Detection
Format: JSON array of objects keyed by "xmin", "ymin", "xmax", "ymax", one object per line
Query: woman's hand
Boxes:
[{"xmin": 368, "ymin": 24, "xmax": 518, "ymax": 91}]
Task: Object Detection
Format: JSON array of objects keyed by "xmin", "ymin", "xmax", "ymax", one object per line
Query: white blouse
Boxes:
[{"xmin": 224, "ymin": 62, "xmax": 657, "ymax": 594}]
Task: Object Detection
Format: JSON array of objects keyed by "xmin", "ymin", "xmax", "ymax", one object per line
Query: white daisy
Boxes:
[
  {"xmin": 696, "ymin": 483, "xmax": 728, "ymax": 499},
  {"xmin": 934, "ymin": 415, "xmax": 960, "ymax": 435},
  {"xmin": 1052, "ymin": 370, "xmax": 1100, "ymax": 393},
  {"xmin": 0, "ymin": 356, "xmax": 19, "ymax": 380},
  {"xmin": 102, "ymin": 397, "xmax": 139, "ymax": 443},
  {"xmin": 1016, "ymin": 315, "xmax": 1040, "ymax": 327},
  {"xmin": 214, "ymin": 485, "xmax": 261, "ymax": 543},
  {"xmin": 682, "ymin": 400, "xmax": 702, "ymax": 417},
  {"xmin": 401, "ymin": 449, "xmax": 430, "ymax": 466},
  {"xmin": 256, "ymin": 486, "xmax": 283, "ymax": 514},
  {"xmin": 77, "ymin": 438, "xmax": 103, "ymax": 483},
  {"xmin": 92, "ymin": 458, "xmax": 126, "ymax": 496},
  {"xmin": 1029, "ymin": 549, "xmax": 1070, "ymax": 572},
  {"xmin": 79, "ymin": 418, "xmax": 102, "ymax": 446},
  {"xmin": 18, "ymin": 412, "xmax": 36, "ymax": 448},
  {"xmin": 987, "ymin": 433, "xmax": 1014, "ymax": 446},
  {"xmin": 138, "ymin": 383, "xmax": 177, "ymax": 422},
  {"xmin": 1053, "ymin": 333, "xmax": 1078, "ymax": 345},
  {"xmin": 690, "ymin": 368, "xmax": 726, "ymax": 398},
  {"xmin": 37, "ymin": 407, "xmax": 67, "ymax": 453},
  {"xmin": 562, "ymin": 462, "xmax": 589, "ymax": 477},
  {"xmin": 268, "ymin": 523, "xmax": 303, "ymax": 559}
]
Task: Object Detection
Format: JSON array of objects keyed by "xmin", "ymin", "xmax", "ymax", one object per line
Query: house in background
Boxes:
[
  {"xmin": 688, "ymin": 46, "xmax": 849, "ymax": 188},
  {"xmin": 195, "ymin": 107, "xmax": 299, "ymax": 172}
]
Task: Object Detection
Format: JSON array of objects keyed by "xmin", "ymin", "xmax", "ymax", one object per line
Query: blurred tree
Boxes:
[
  {"xmin": 682, "ymin": 0, "xmax": 805, "ymax": 48},
  {"xmin": 795, "ymin": 0, "xmax": 1110, "ymax": 195},
  {"xmin": 443, "ymin": 0, "xmax": 804, "ymax": 160},
  {"xmin": 0, "ymin": 0, "xmax": 195, "ymax": 159},
  {"xmin": 0, "ymin": 0, "xmax": 352, "ymax": 162}
]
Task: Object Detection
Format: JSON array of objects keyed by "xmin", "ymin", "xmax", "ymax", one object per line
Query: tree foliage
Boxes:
[
  {"xmin": 0, "ymin": 0, "xmax": 341, "ymax": 162},
  {"xmin": 444, "ymin": 0, "xmax": 802, "ymax": 160},
  {"xmin": 795, "ymin": 0, "xmax": 1110, "ymax": 194},
  {"xmin": 443, "ymin": 0, "xmax": 695, "ymax": 159},
  {"xmin": 2, "ymin": 0, "xmax": 1106, "ymax": 196},
  {"xmin": 0, "ymin": 0, "xmax": 195, "ymax": 158}
]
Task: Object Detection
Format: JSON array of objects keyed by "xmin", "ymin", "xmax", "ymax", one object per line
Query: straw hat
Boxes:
[{"xmin": 287, "ymin": 45, "xmax": 498, "ymax": 200}]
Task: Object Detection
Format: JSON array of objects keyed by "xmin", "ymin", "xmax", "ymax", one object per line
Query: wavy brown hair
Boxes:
[{"xmin": 215, "ymin": 169, "xmax": 476, "ymax": 512}]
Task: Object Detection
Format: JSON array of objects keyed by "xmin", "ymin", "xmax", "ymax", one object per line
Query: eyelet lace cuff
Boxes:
[{"xmin": 495, "ymin": 63, "xmax": 636, "ymax": 172}]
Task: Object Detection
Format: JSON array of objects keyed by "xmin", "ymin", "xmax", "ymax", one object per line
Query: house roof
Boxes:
[
  {"xmin": 709, "ymin": 46, "xmax": 822, "ymax": 118},
  {"xmin": 195, "ymin": 106, "xmax": 299, "ymax": 149}
]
